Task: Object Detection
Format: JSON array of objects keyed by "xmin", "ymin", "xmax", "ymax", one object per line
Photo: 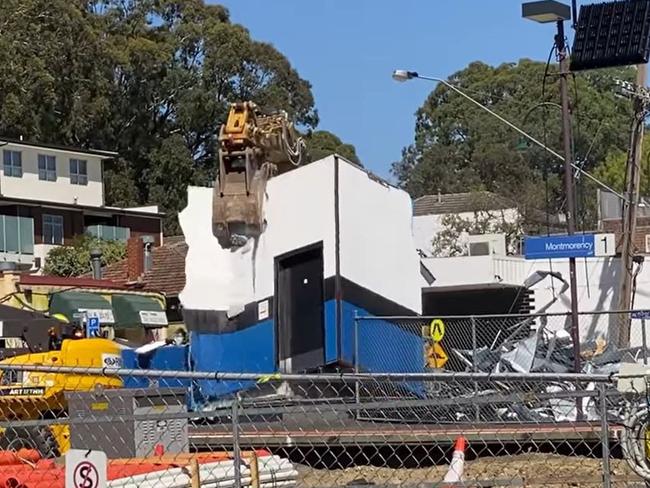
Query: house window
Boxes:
[
  {"xmin": 38, "ymin": 154, "xmax": 56, "ymax": 181},
  {"xmin": 69, "ymin": 159, "xmax": 88, "ymax": 185},
  {"xmin": 42, "ymin": 214, "xmax": 64, "ymax": 245},
  {"xmin": 2, "ymin": 150, "xmax": 22, "ymax": 177}
]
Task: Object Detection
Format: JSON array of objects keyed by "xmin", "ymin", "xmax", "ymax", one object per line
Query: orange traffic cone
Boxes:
[{"xmin": 443, "ymin": 436, "xmax": 467, "ymax": 485}]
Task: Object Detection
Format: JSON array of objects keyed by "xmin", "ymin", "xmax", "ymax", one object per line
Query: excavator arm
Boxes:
[{"xmin": 212, "ymin": 101, "xmax": 305, "ymax": 247}]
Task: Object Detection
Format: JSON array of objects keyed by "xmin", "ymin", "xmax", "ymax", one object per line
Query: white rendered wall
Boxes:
[
  {"xmin": 422, "ymin": 256, "xmax": 498, "ymax": 287},
  {"xmin": 0, "ymin": 143, "xmax": 105, "ymax": 207},
  {"xmin": 338, "ymin": 160, "xmax": 424, "ymax": 313},
  {"xmin": 179, "ymin": 157, "xmax": 336, "ymax": 311},
  {"xmin": 179, "ymin": 155, "xmax": 424, "ymax": 316},
  {"xmin": 251, "ymin": 157, "xmax": 337, "ymax": 299}
]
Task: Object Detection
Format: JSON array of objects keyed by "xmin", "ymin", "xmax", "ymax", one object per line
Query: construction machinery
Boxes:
[
  {"xmin": 213, "ymin": 101, "xmax": 306, "ymax": 247},
  {"xmin": 0, "ymin": 336, "xmax": 124, "ymax": 457}
]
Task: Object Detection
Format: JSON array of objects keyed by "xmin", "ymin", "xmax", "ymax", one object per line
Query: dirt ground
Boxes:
[{"xmin": 297, "ymin": 453, "xmax": 644, "ymax": 487}]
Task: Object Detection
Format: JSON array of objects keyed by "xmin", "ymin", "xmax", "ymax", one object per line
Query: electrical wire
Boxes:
[
  {"xmin": 542, "ymin": 41, "xmax": 558, "ymax": 300},
  {"xmin": 504, "ymin": 41, "xmax": 559, "ymax": 315},
  {"xmin": 565, "ymin": 41, "xmax": 595, "ymax": 299}
]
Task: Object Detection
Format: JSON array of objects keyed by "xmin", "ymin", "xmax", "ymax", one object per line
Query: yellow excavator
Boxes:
[
  {"xmin": 0, "ymin": 335, "xmax": 123, "ymax": 457},
  {"xmin": 213, "ymin": 101, "xmax": 306, "ymax": 247}
]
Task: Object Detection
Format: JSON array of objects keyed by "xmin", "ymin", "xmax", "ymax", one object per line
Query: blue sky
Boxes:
[{"xmin": 214, "ymin": 1, "xmax": 579, "ymax": 180}]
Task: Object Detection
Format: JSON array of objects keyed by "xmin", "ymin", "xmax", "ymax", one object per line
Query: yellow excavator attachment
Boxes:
[{"xmin": 213, "ymin": 101, "xmax": 305, "ymax": 247}]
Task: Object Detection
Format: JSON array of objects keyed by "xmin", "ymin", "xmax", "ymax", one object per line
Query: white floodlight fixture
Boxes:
[{"xmin": 522, "ymin": 0, "xmax": 571, "ymax": 23}]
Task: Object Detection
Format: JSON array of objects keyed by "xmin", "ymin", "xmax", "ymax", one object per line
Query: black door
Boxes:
[{"xmin": 275, "ymin": 244, "xmax": 325, "ymax": 372}]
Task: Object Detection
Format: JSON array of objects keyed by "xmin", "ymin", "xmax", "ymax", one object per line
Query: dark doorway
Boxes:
[{"xmin": 275, "ymin": 243, "xmax": 325, "ymax": 372}]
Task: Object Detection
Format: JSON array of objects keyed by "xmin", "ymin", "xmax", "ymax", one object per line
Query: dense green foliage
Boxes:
[
  {"xmin": 0, "ymin": 0, "xmax": 357, "ymax": 234},
  {"xmin": 305, "ymin": 130, "xmax": 361, "ymax": 166},
  {"xmin": 44, "ymin": 236, "xmax": 126, "ymax": 277},
  {"xmin": 593, "ymin": 136, "xmax": 650, "ymax": 196},
  {"xmin": 392, "ymin": 59, "xmax": 635, "ymax": 227}
]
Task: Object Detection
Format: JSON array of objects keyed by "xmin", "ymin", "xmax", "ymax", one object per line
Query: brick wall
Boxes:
[
  {"xmin": 601, "ymin": 218, "xmax": 650, "ymax": 254},
  {"xmin": 126, "ymin": 237, "xmax": 144, "ymax": 281},
  {"xmin": 118, "ymin": 215, "xmax": 162, "ymax": 245}
]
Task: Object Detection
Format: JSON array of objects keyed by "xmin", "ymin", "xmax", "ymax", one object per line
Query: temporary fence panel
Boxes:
[{"xmin": 0, "ymin": 363, "xmax": 650, "ymax": 487}]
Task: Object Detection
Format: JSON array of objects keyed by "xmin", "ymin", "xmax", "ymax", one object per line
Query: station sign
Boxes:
[{"xmin": 524, "ymin": 233, "xmax": 615, "ymax": 260}]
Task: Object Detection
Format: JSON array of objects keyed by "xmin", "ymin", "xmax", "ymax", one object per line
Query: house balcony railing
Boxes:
[{"xmin": 85, "ymin": 225, "xmax": 131, "ymax": 242}]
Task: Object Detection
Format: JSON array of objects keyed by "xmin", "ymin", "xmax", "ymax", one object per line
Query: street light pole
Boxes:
[
  {"xmin": 555, "ymin": 19, "xmax": 581, "ymax": 373},
  {"xmin": 520, "ymin": 0, "xmax": 580, "ymax": 373}
]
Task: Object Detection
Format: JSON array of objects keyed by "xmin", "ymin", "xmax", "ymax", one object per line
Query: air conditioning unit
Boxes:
[{"xmin": 467, "ymin": 234, "xmax": 507, "ymax": 256}]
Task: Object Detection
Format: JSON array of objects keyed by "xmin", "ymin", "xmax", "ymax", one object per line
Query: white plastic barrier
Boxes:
[{"xmin": 108, "ymin": 455, "xmax": 297, "ymax": 488}]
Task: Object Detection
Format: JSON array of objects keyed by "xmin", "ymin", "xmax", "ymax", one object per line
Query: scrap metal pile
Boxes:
[
  {"xmin": 453, "ymin": 316, "xmax": 645, "ymax": 377},
  {"xmin": 359, "ymin": 313, "xmax": 646, "ymax": 425},
  {"xmin": 444, "ymin": 316, "xmax": 643, "ymax": 423}
]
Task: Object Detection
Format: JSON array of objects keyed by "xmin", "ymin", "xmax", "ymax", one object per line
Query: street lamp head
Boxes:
[
  {"xmin": 522, "ymin": 0, "xmax": 571, "ymax": 23},
  {"xmin": 392, "ymin": 70, "xmax": 419, "ymax": 82}
]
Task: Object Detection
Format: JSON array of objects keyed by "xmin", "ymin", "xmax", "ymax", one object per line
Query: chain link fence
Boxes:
[
  {"xmin": 0, "ymin": 311, "xmax": 648, "ymax": 486},
  {"xmin": 0, "ymin": 364, "xmax": 649, "ymax": 487},
  {"xmin": 354, "ymin": 311, "xmax": 650, "ymax": 376}
]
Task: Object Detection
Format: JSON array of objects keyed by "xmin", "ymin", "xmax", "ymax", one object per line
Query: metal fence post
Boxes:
[
  {"xmin": 354, "ymin": 311, "xmax": 360, "ymax": 420},
  {"xmin": 232, "ymin": 395, "xmax": 242, "ymax": 488},
  {"xmin": 471, "ymin": 316, "xmax": 480, "ymax": 421},
  {"xmin": 643, "ymin": 318, "xmax": 648, "ymax": 366},
  {"xmin": 471, "ymin": 316, "xmax": 478, "ymax": 372},
  {"xmin": 598, "ymin": 384, "xmax": 612, "ymax": 488}
]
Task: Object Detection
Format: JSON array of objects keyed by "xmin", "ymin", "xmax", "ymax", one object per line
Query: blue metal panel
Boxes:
[
  {"xmin": 341, "ymin": 302, "xmax": 425, "ymax": 396},
  {"xmin": 190, "ymin": 320, "xmax": 275, "ymax": 399},
  {"xmin": 150, "ymin": 346, "xmax": 190, "ymax": 389},
  {"xmin": 340, "ymin": 300, "xmax": 356, "ymax": 364},
  {"xmin": 357, "ymin": 316, "xmax": 424, "ymax": 374},
  {"xmin": 340, "ymin": 302, "xmax": 424, "ymax": 374},
  {"xmin": 324, "ymin": 299, "xmax": 338, "ymax": 364},
  {"xmin": 121, "ymin": 349, "xmax": 147, "ymax": 388},
  {"xmin": 120, "ymin": 345, "xmax": 190, "ymax": 389}
]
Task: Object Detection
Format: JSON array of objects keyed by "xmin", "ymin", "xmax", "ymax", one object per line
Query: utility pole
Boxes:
[
  {"xmin": 617, "ymin": 64, "xmax": 648, "ymax": 348},
  {"xmin": 556, "ymin": 20, "xmax": 581, "ymax": 373}
]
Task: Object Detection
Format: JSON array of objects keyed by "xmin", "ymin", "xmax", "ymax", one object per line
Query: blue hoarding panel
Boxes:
[{"xmin": 524, "ymin": 234, "xmax": 595, "ymax": 260}]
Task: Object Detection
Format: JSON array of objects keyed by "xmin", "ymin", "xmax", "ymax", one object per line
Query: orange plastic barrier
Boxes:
[
  {"xmin": 107, "ymin": 450, "xmax": 271, "ymax": 480},
  {"xmin": 0, "ymin": 450, "xmax": 42, "ymax": 466},
  {"xmin": 0, "ymin": 449, "xmax": 273, "ymax": 488}
]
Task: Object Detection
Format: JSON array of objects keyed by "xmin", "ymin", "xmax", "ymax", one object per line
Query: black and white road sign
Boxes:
[{"xmin": 66, "ymin": 449, "xmax": 107, "ymax": 488}]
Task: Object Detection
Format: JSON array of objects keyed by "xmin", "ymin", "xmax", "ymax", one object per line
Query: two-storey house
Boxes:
[{"xmin": 0, "ymin": 138, "xmax": 163, "ymax": 270}]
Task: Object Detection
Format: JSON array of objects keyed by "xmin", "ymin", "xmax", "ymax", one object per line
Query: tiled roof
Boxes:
[
  {"xmin": 94, "ymin": 236, "xmax": 187, "ymax": 296},
  {"xmin": 413, "ymin": 192, "xmax": 512, "ymax": 216}
]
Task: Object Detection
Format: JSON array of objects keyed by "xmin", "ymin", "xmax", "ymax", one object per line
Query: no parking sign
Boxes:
[{"xmin": 66, "ymin": 449, "xmax": 106, "ymax": 488}]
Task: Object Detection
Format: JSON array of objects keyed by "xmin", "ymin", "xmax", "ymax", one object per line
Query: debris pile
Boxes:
[{"xmin": 361, "ymin": 313, "xmax": 647, "ymax": 424}]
